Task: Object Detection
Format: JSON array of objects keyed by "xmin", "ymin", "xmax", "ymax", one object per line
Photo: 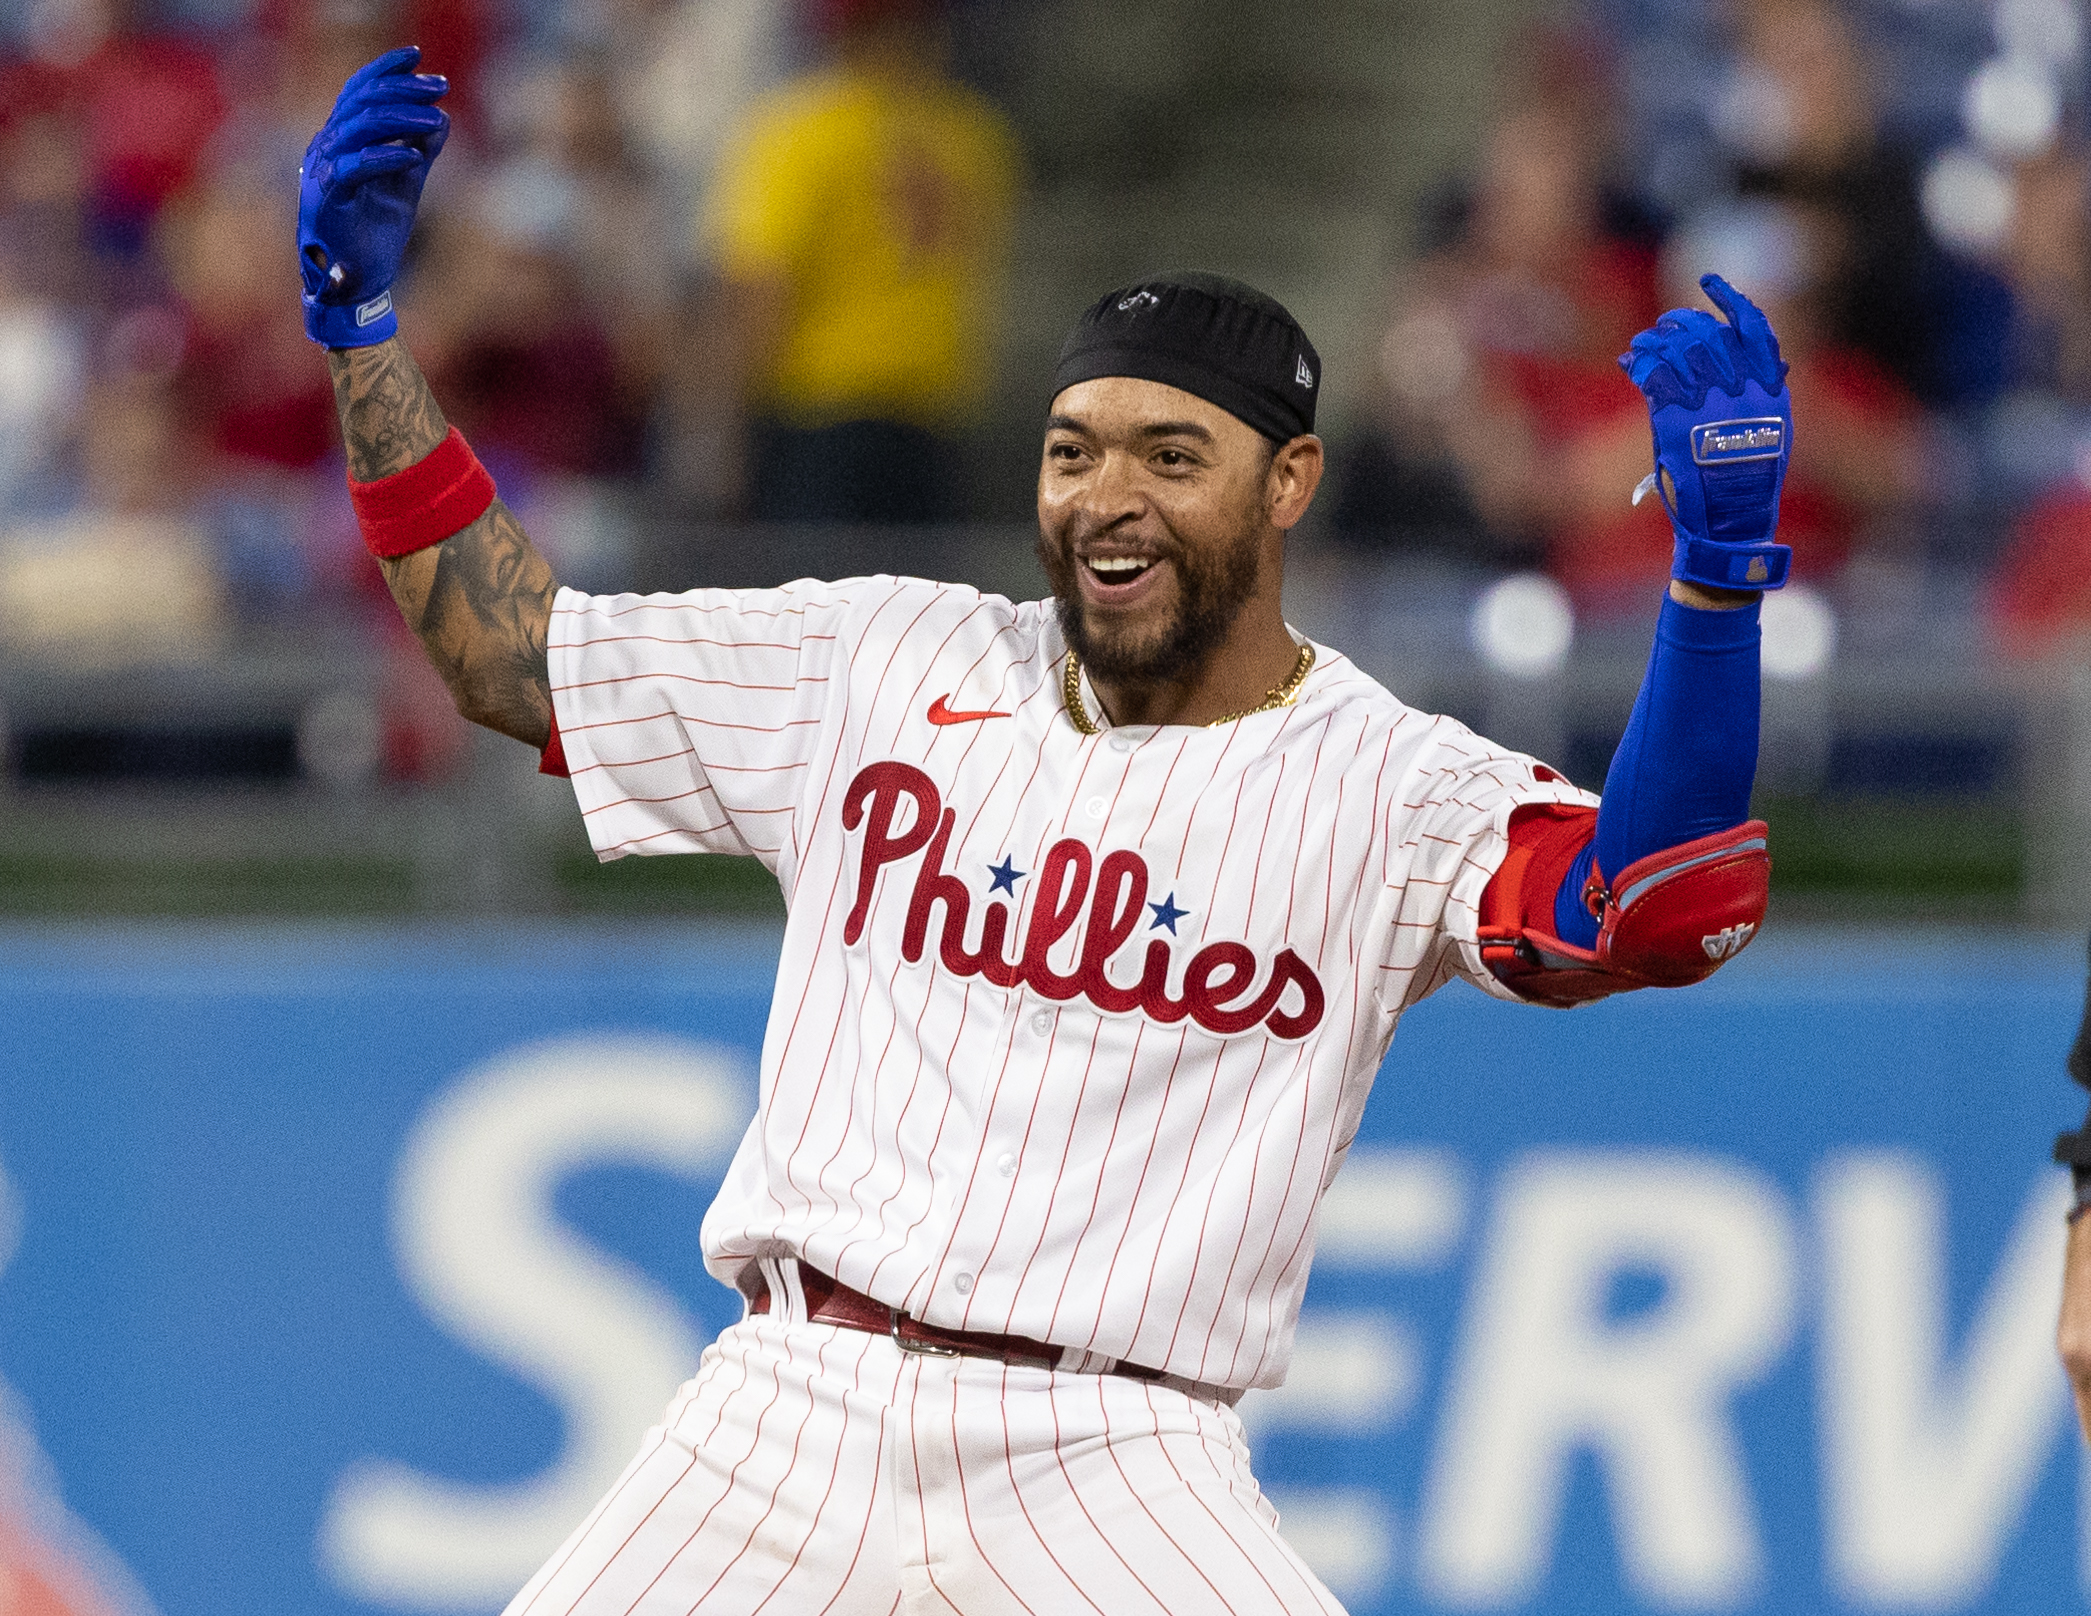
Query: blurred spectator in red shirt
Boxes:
[
  {"xmin": 1715, "ymin": 0, "xmax": 1993, "ymax": 407},
  {"xmin": 1334, "ymin": 25, "xmax": 1662, "ymax": 565},
  {"xmin": 3, "ymin": 0, "xmax": 227, "ymax": 256},
  {"xmin": 163, "ymin": 166, "xmax": 338, "ymax": 471},
  {"xmin": 408, "ymin": 112, "xmax": 651, "ymax": 481}
]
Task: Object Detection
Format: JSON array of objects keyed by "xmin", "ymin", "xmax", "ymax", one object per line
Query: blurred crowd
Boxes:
[
  {"xmin": 8, "ymin": 0, "xmax": 2091, "ymax": 720},
  {"xmin": 0, "ymin": 0, "xmax": 1016, "ymax": 769},
  {"xmin": 1335, "ymin": 0, "xmax": 2091, "ymax": 652}
]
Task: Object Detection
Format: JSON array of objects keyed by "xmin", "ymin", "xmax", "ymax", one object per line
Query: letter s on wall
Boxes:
[{"xmin": 319, "ymin": 1033, "xmax": 751, "ymax": 1611}]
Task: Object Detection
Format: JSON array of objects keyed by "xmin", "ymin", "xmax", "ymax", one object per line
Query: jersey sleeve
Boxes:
[
  {"xmin": 1373, "ymin": 717, "xmax": 1599, "ymax": 1013},
  {"xmin": 547, "ymin": 577, "xmax": 864, "ymax": 870}
]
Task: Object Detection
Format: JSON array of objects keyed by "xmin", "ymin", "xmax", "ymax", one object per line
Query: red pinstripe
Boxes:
[
  {"xmin": 762, "ymin": 590, "xmax": 943, "ymax": 1209},
  {"xmin": 849, "ymin": 976, "xmax": 983, "ymax": 1299},
  {"xmin": 566, "ymin": 748, "xmax": 717, "ymax": 776},
  {"xmin": 942, "ymin": 1371, "xmax": 1045, "ymax": 1616},
  {"xmin": 964, "ymin": 1011, "xmax": 1106, "ymax": 1331},
  {"xmin": 750, "ymin": 774, "xmax": 872, "ymax": 1222},
  {"xmin": 1161, "ymin": 1399, "xmax": 1340, "ymax": 1615},
  {"xmin": 798, "ymin": 950, "xmax": 911, "ymax": 1227},
  {"xmin": 669, "ymin": 1339, "xmax": 835, "ymax": 1612},
  {"xmin": 1036, "ymin": 1017, "xmax": 1146, "ymax": 1341},
  {"xmin": 917, "ymin": 971, "xmax": 1049, "ymax": 1317},
  {"xmin": 985, "ymin": 1365, "xmax": 1112, "ymax": 1615},
  {"xmin": 517, "ymin": 1341, "xmax": 750, "ymax": 1616},
  {"xmin": 741, "ymin": 1336, "xmax": 889, "ymax": 1616},
  {"xmin": 602, "ymin": 1328, "xmax": 811, "ymax": 1616},
  {"xmin": 1156, "ymin": 1040, "xmax": 1276, "ymax": 1374},
  {"xmin": 592, "ymin": 825, "xmax": 745, "ymax": 855},
  {"xmin": 1117, "ymin": 1030, "xmax": 1243, "ymax": 1360},
  {"xmin": 900, "ymin": 1359, "xmax": 946, "ymax": 1609},
  {"xmin": 1042, "ymin": 1379, "xmax": 1174, "ymax": 1613},
  {"xmin": 585, "ymin": 595, "xmax": 850, "ymax": 622},
  {"xmin": 1141, "ymin": 1398, "xmax": 1296, "ymax": 1616},
  {"xmin": 1209, "ymin": 1054, "xmax": 1321, "ymax": 1384},
  {"xmin": 1094, "ymin": 1381, "xmax": 1244, "ymax": 1616},
  {"xmin": 1074, "ymin": 1026, "xmax": 1188, "ymax": 1357},
  {"xmin": 561, "ymin": 632, "xmax": 809, "ymax": 653},
  {"xmin": 553, "ymin": 671, "xmax": 809, "ymax": 697}
]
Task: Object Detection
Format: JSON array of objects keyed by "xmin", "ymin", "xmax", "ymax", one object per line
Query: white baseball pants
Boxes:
[{"xmin": 500, "ymin": 1306, "xmax": 1347, "ymax": 1615}]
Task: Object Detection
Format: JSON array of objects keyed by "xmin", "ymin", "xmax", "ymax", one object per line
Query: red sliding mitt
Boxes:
[{"xmin": 1480, "ymin": 805, "xmax": 1770, "ymax": 1008}]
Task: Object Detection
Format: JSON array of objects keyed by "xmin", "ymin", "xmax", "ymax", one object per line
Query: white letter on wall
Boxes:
[
  {"xmin": 1817, "ymin": 1153, "xmax": 2069, "ymax": 1608},
  {"xmin": 1417, "ymin": 1151, "xmax": 1797, "ymax": 1610},
  {"xmin": 320, "ymin": 1033, "xmax": 750, "ymax": 1612}
]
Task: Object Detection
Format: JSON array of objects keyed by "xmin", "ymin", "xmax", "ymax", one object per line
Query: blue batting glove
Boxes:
[
  {"xmin": 1620, "ymin": 273, "xmax": 1794, "ymax": 592},
  {"xmin": 298, "ymin": 46, "xmax": 450, "ymax": 348}
]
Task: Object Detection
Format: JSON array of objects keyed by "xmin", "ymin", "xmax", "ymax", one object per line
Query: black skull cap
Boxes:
[{"xmin": 1051, "ymin": 271, "xmax": 1321, "ymax": 443}]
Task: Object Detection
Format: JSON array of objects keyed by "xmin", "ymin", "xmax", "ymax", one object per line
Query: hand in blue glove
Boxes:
[
  {"xmin": 299, "ymin": 46, "xmax": 450, "ymax": 348},
  {"xmin": 1620, "ymin": 273, "xmax": 1794, "ymax": 592}
]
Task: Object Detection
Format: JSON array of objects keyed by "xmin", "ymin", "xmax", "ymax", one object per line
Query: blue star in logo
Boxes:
[
  {"xmin": 1148, "ymin": 893, "xmax": 1188, "ymax": 934},
  {"xmin": 987, "ymin": 857, "xmax": 1026, "ymax": 896}
]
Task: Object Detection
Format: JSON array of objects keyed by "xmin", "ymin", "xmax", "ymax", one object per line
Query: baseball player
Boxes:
[{"xmin": 303, "ymin": 51, "xmax": 1788, "ymax": 1614}]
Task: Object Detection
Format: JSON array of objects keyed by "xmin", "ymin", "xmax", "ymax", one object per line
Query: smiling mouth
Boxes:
[{"xmin": 1085, "ymin": 556, "xmax": 1156, "ymax": 584}]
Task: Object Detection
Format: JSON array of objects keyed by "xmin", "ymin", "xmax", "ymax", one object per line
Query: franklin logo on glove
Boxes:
[{"xmin": 1692, "ymin": 419, "xmax": 1784, "ymax": 462}]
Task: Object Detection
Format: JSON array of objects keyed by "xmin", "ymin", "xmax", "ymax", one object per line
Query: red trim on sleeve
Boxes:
[
  {"xmin": 539, "ymin": 710, "xmax": 570, "ymax": 778},
  {"xmin": 349, "ymin": 427, "xmax": 498, "ymax": 559},
  {"xmin": 1480, "ymin": 802, "xmax": 1599, "ymax": 934}
]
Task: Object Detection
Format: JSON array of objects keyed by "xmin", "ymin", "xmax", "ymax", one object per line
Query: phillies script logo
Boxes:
[{"xmin": 841, "ymin": 762, "xmax": 1326, "ymax": 1040}]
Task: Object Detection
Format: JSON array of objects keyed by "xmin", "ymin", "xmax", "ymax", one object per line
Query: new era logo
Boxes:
[
  {"xmin": 1117, "ymin": 290, "xmax": 1160, "ymax": 312},
  {"xmin": 1701, "ymin": 921, "xmax": 1756, "ymax": 962},
  {"xmin": 1296, "ymin": 355, "xmax": 1314, "ymax": 389},
  {"xmin": 1691, "ymin": 419, "xmax": 1783, "ymax": 464}
]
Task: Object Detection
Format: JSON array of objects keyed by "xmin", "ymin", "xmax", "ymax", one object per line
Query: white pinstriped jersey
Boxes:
[{"xmin": 548, "ymin": 574, "xmax": 1592, "ymax": 1391}]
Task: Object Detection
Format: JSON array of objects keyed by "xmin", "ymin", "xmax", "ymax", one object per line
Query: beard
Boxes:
[{"xmin": 1038, "ymin": 516, "xmax": 1264, "ymax": 688}]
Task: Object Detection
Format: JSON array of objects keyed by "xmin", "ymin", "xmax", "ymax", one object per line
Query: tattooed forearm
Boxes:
[
  {"xmin": 327, "ymin": 338, "xmax": 449, "ymax": 481},
  {"xmin": 326, "ymin": 336, "xmax": 559, "ymax": 746},
  {"xmin": 385, "ymin": 501, "xmax": 559, "ymax": 747}
]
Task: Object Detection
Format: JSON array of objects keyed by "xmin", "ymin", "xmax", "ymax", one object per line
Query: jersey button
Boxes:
[
  {"xmin": 1085, "ymin": 796, "xmax": 1107, "ymax": 819},
  {"xmin": 1109, "ymin": 732, "xmax": 1136, "ymax": 753},
  {"xmin": 996, "ymin": 1152, "xmax": 1016, "ymax": 1177},
  {"xmin": 1030, "ymin": 1009, "xmax": 1052, "ymax": 1035},
  {"xmin": 954, "ymin": 1272, "xmax": 974, "ymax": 1294}
]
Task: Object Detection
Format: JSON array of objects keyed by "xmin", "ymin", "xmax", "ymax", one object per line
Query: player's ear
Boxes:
[{"xmin": 1267, "ymin": 435, "xmax": 1323, "ymax": 531}]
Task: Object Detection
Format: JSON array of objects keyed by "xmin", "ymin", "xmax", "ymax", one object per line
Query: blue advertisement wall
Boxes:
[{"xmin": 0, "ymin": 922, "xmax": 2082, "ymax": 1616}]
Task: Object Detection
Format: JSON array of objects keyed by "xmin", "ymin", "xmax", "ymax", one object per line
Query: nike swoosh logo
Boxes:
[{"xmin": 928, "ymin": 694, "xmax": 1010, "ymax": 725}]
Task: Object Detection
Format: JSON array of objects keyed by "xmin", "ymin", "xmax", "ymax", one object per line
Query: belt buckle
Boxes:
[{"xmin": 889, "ymin": 1308, "xmax": 962, "ymax": 1358}]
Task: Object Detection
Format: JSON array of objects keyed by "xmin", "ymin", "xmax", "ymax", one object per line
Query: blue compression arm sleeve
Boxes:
[{"xmin": 1553, "ymin": 594, "xmax": 1762, "ymax": 947}]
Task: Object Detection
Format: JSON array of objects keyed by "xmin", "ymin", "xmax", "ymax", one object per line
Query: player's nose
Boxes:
[{"xmin": 1069, "ymin": 446, "xmax": 1149, "ymax": 523}]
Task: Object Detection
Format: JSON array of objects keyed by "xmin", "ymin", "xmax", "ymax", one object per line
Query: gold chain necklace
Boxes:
[{"xmin": 1062, "ymin": 641, "xmax": 1316, "ymax": 736}]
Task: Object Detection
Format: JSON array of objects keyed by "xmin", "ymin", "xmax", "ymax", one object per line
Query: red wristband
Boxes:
[{"xmin": 349, "ymin": 427, "xmax": 498, "ymax": 559}]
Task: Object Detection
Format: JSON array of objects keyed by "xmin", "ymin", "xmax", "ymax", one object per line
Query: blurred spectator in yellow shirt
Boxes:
[{"xmin": 694, "ymin": 0, "xmax": 1019, "ymax": 523}]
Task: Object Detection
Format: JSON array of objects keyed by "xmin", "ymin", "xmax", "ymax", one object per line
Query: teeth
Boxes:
[{"xmin": 1089, "ymin": 557, "xmax": 1151, "ymax": 576}]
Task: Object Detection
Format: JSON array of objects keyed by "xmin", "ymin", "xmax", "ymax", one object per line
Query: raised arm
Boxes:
[
  {"xmin": 327, "ymin": 337, "xmax": 557, "ymax": 748},
  {"xmin": 1478, "ymin": 275, "xmax": 1786, "ymax": 1005},
  {"xmin": 301, "ymin": 48, "xmax": 558, "ymax": 750}
]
